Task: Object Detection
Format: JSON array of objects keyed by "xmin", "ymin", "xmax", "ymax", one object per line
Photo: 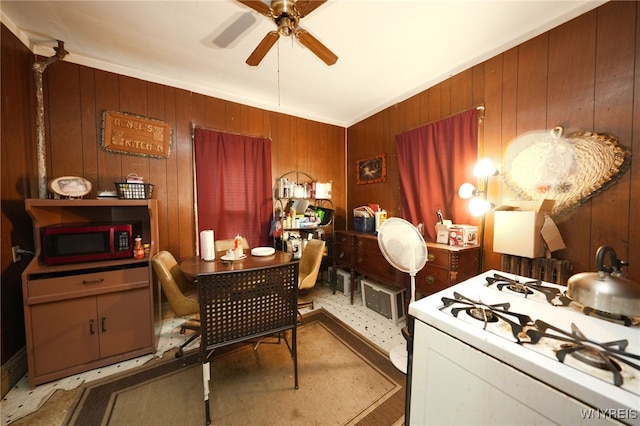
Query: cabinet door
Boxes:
[
  {"xmin": 97, "ymin": 287, "xmax": 152, "ymax": 358},
  {"xmin": 30, "ymin": 297, "xmax": 99, "ymax": 376}
]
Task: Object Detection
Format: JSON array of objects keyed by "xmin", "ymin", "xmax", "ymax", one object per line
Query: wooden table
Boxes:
[{"xmin": 180, "ymin": 250, "xmax": 293, "ymax": 279}]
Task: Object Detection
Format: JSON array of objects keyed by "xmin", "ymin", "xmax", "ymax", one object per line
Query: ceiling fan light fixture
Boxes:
[
  {"xmin": 277, "ymin": 16, "xmax": 295, "ymax": 36},
  {"xmin": 240, "ymin": 0, "xmax": 336, "ymax": 66}
]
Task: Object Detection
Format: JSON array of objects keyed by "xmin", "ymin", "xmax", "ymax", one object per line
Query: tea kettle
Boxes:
[{"xmin": 567, "ymin": 246, "xmax": 640, "ymax": 317}]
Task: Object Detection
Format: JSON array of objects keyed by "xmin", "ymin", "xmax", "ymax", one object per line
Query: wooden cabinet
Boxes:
[
  {"xmin": 335, "ymin": 230, "xmax": 354, "ymax": 268},
  {"xmin": 354, "ymin": 233, "xmax": 409, "ymax": 290},
  {"xmin": 333, "ymin": 230, "xmax": 479, "ymax": 305},
  {"xmin": 22, "ymin": 199, "xmax": 160, "ymax": 388},
  {"xmin": 416, "ymin": 243, "xmax": 480, "ymax": 298}
]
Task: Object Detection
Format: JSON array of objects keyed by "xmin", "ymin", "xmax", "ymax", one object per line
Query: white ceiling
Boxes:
[{"xmin": 1, "ymin": 0, "xmax": 606, "ymax": 127}]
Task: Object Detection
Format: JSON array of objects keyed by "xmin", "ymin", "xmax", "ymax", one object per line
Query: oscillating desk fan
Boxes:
[{"xmin": 377, "ymin": 217, "xmax": 428, "ymax": 373}]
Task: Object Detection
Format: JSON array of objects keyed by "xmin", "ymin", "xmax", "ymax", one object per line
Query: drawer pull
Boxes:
[
  {"xmin": 101, "ymin": 317, "xmax": 107, "ymax": 332},
  {"xmin": 82, "ymin": 278, "xmax": 105, "ymax": 285},
  {"xmin": 427, "ymin": 254, "xmax": 436, "ymax": 262},
  {"xmin": 424, "ymin": 275, "xmax": 435, "ymax": 285},
  {"xmin": 89, "ymin": 319, "xmax": 95, "ymax": 335}
]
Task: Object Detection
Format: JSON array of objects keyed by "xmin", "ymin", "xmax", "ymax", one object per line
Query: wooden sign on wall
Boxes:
[{"xmin": 100, "ymin": 110, "xmax": 172, "ymax": 158}]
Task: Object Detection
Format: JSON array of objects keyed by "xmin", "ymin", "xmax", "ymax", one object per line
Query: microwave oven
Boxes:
[{"xmin": 41, "ymin": 222, "xmax": 136, "ymax": 265}]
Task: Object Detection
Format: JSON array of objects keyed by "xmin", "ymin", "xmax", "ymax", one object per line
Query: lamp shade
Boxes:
[
  {"xmin": 458, "ymin": 182, "xmax": 477, "ymax": 199},
  {"xmin": 469, "ymin": 197, "xmax": 492, "ymax": 217},
  {"xmin": 473, "ymin": 158, "xmax": 497, "ymax": 178}
]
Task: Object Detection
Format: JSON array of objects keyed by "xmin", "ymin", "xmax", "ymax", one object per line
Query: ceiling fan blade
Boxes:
[
  {"xmin": 295, "ymin": 28, "xmax": 337, "ymax": 66},
  {"xmin": 246, "ymin": 31, "xmax": 279, "ymax": 66},
  {"xmin": 237, "ymin": 0, "xmax": 272, "ymax": 16},
  {"xmin": 295, "ymin": 0, "xmax": 328, "ymax": 18}
]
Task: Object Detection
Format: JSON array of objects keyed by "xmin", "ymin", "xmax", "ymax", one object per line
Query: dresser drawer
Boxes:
[
  {"xmin": 416, "ymin": 265, "xmax": 451, "ymax": 296},
  {"xmin": 425, "ymin": 245, "xmax": 451, "ymax": 268},
  {"xmin": 355, "ymin": 248, "xmax": 408, "ymax": 289},
  {"xmin": 27, "ymin": 266, "xmax": 149, "ymax": 302},
  {"xmin": 354, "ymin": 234, "xmax": 379, "ymax": 252},
  {"xmin": 335, "ymin": 231, "xmax": 353, "ymax": 245},
  {"xmin": 335, "ymin": 242, "xmax": 353, "ymax": 265}
]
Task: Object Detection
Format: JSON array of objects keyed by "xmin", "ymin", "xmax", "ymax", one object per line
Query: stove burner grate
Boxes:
[
  {"xmin": 440, "ymin": 292, "xmax": 533, "ymax": 342},
  {"xmin": 486, "ymin": 273, "xmax": 573, "ymax": 306},
  {"xmin": 526, "ymin": 321, "xmax": 640, "ymax": 387},
  {"xmin": 467, "ymin": 307, "xmax": 499, "ymax": 323},
  {"xmin": 583, "ymin": 307, "xmax": 635, "ymax": 327}
]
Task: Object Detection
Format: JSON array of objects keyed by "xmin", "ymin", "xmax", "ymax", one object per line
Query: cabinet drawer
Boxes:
[
  {"xmin": 28, "ymin": 266, "xmax": 149, "ymax": 302},
  {"xmin": 355, "ymin": 249, "xmax": 408, "ymax": 289},
  {"xmin": 354, "ymin": 235, "xmax": 379, "ymax": 252},
  {"xmin": 335, "ymin": 243, "xmax": 353, "ymax": 265},
  {"xmin": 335, "ymin": 231, "xmax": 353, "ymax": 245},
  {"xmin": 425, "ymin": 246, "xmax": 451, "ymax": 268},
  {"xmin": 416, "ymin": 266, "xmax": 451, "ymax": 296}
]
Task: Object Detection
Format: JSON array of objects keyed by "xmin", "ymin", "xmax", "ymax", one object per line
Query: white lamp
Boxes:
[{"xmin": 458, "ymin": 158, "xmax": 497, "ymax": 273}]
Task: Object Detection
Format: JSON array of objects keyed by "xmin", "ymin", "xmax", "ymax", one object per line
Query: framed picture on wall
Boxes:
[{"xmin": 357, "ymin": 154, "xmax": 387, "ymax": 185}]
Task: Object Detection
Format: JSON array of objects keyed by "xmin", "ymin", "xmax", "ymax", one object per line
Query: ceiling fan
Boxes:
[{"xmin": 238, "ymin": 0, "xmax": 338, "ymax": 66}]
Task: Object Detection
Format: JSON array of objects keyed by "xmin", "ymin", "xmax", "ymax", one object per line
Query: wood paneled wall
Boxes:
[
  {"xmin": 0, "ymin": 23, "xmax": 345, "ymax": 370},
  {"xmin": 36, "ymin": 59, "xmax": 346, "ymax": 261},
  {"xmin": 1, "ymin": 1, "xmax": 639, "ymax": 377},
  {"xmin": 346, "ymin": 1, "xmax": 640, "ymax": 283}
]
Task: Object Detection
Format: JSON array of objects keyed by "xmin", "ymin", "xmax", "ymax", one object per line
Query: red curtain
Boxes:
[
  {"xmin": 194, "ymin": 128, "xmax": 273, "ymax": 247},
  {"xmin": 395, "ymin": 109, "xmax": 478, "ymax": 241}
]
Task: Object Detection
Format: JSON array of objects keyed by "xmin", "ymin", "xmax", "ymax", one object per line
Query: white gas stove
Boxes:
[{"xmin": 407, "ymin": 269, "xmax": 640, "ymax": 426}]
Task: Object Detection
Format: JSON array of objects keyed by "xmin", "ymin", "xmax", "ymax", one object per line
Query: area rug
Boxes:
[{"xmin": 65, "ymin": 309, "xmax": 405, "ymax": 425}]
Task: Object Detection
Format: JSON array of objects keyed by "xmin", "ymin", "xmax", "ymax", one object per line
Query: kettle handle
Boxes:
[{"xmin": 596, "ymin": 245, "xmax": 620, "ymax": 274}]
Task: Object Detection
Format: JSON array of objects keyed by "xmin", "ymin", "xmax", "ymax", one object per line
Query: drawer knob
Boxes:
[
  {"xmin": 357, "ymin": 241, "xmax": 363, "ymax": 247},
  {"xmin": 357, "ymin": 257, "xmax": 363, "ymax": 264},
  {"xmin": 427, "ymin": 254, "xmax": 436, "ymax": 262},
  {"xmin": 424, "ymin": 275, "xmax": 435, "ymax": 285}
]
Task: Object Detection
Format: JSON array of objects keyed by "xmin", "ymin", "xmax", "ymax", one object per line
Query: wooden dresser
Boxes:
[{"xmin": 334, "ymin": 230, "xmax": 479, "ymax": 305}]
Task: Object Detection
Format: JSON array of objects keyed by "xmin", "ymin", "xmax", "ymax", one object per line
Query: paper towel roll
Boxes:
[{"xmin": 200, "ymin": 230, "xmax": 215, "ymax": 261}]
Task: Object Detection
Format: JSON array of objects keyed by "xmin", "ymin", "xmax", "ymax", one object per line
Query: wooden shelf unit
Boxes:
[{"xmin": 22, "ymin": 198, "xmax": 160, "ymax": 388}]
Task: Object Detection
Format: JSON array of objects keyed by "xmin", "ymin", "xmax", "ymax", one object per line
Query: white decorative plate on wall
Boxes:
[{"xmin": 48, "ymin": 176, "xmax": 92, "ymax": 198}]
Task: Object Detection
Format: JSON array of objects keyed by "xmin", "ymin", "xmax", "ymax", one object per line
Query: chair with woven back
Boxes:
[{"xmin": 151, "ymin": 250, "xmax": 200, "ymax": 358}]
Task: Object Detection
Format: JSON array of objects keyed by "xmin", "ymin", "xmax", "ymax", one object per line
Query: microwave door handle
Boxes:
[{"xmin": 110, "ymin": 227, "xmax": 115, "ymax": 254}]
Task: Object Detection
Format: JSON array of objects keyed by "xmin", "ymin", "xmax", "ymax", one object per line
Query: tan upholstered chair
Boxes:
[
  {"xmin": 152, "ymin": 250, "xmax": 200, "ymax": 357},
  {"xmin": 297, "ymin": 239, "xmax": 325, "ymax": 310},
  {"xmin": 214, "ymin": 237, "xmax": 250, "ymax": 253}
]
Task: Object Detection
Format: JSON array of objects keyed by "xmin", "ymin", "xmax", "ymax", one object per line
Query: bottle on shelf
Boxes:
[{"xmin": 133, "ymin": 235, "xmax": 145, "ymax": 259}]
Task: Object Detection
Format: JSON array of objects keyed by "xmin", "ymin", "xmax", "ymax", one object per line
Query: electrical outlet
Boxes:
[{"xmin": 12, "ymin": 246, "xmax": 21, "ymax": 263}]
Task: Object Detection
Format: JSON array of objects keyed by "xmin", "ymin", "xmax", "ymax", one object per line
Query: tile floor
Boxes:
[{"xmin": 1, "ymin": 282, "xmax": 406, "ymax": 425}]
